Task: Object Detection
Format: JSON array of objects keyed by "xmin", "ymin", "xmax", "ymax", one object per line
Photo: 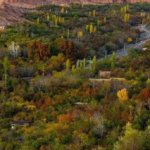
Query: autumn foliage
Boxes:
[
  {"xmin": 28, "ymin": 40, "xmax": 50, "ymax": 61},
  {"xmin": 117, "ymin": 88, "xmax": 128, "ymax": 102}
]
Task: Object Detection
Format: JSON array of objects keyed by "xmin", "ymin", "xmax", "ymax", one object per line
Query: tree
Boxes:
[
  {"xmin": 90, "ymin": 24, "xmax": 93, "ymax": 34},
  {"xmin": 3, "ymin": 56, "xmax": 9, "ymax": 74},
  {"xmin": 47, "ymin": 14, "xmax": 50, "ymax": 21},
  {"xmin": 124, "ymin": 14, "xmax": 130, "ymax": 23},
  {"xmin": 97, "ymin": 20, "xmax": 101, "ymax": 26},
  {"xmin": 117, "ymin": 88, "xmax": 128, "ymax": 102},
  {"xmin": 93, "ymin": 10, "xmax": 96, "ymax": 17},
  {"xmin": 61, "ymin": 7, "xmax": 65, "ymax": 13},
  {"xmin": 3, "ymin": 56, "xmax": 9, "ymax": 87},
  {"xmin": 67, "ymin": 29, "xmax": 70, "ymax": 39},
  {"xmin": 111, "ymin": 51, "xmax": 116, "ymax": 69},
  {"xmin": 86, "ymin": 25, "xmax": 89, "ymax": 32},
  {"xmin": 127, "ymin": 37, "xmax": 133, "ymax": 43},
  {"xmin": 104, "ymin": 17, "xmax": 106, "ymax": 23},
  {"xmin": 8, "ymin": 41, "xmax": 20, "ymax": 58},
  {"xmin": 114, "ymin": 123, "xmax": 143, "ymax": 150},
  {"xmin": 78, "ymin": 31, "xmax": 83, "ymax": 38},
  {"xmin": 89, "ymin": 11, "xmax": 92, "ymax": 16},
  {"xmin": 37, "ymin": 18, "xmax": 40, "ymax": 24},
  {"xmin": 83, "ymin": 58, "xmax": 86, "ymax": 69},
  {"xmin": 28, "ymin": 41, "xmax": 50, "ymax": 61},
  {"xmin": 76, "ymin": 60, "xmax": 80, "ymax": 68},
  {"xmin": 66, "ymin": 59, "xmax": 70, "ymax": 70},
  {"xmin": 93, "ymin": 27, "xmax": 97, "ymax": 33},
  {"xmin": 92, "ymin": 56, "xmax": 97, "ymax": 70}
]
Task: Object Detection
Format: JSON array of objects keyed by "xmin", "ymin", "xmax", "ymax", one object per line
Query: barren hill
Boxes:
[{"xmin": 0, "ymin": 0, "xmax": 150, "ymax": 26}]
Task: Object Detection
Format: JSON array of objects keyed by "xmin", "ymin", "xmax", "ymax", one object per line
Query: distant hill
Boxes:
[{"xmin": 0, "ymin": 0, "xmax": 150, "ymax": 26}]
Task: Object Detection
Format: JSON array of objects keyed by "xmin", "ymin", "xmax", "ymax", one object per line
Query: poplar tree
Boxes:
[
  {"xmin": 37, "ymin": 18, "xmax": 40, "ymax": 24},
  {"xmin": 83, "ymin": 58, "xmax": 86, "ymax": 69},
  {"xmin": 67, "ymin": 29, "xmax": 70, "ymax": 39},
  {"xmin": 111, "ymin": 51, "xmax": 116, "ymax": 69},
  {"xmin": 93, "ymin": 10, "xmax": 96, "ymax": 17},
  {"xmin": 76, "ymin": 60, "xmax": 80, "ymax": 68},
  {"xmin": 3, "ymin": 56, "xmax": 9, "ymax": 86},
  {"xmin": 93, "ymin": 27, "xmax": 97, "ymax": 33},
  {"xmin": 86, "ymin": 25, "xmax": 89, "ymax": 32},
  {"xmin": 104, "ymin": 17, "xmax": 106, "ymax": 23},
  {"xmin": 66, "ymin": 59, "xmax": 70, "ymax": 70},
  {"xmin": 72, "ymin": 65, "xmax": 75, "ymax": 72},
  {"xmin": 61, "ymin": 7, "xmax": 65, "ymax": 13},
  {"xmin": 47, "ymin": 14, "xmax": 50, "ymax": 21},
  {"xmin": 89, "ymin": 11, "xmax": 92, "ymax": 16},
  {"xmin": 3, "ymin": 56, "xmax": 9, "ymax": 74},
  {"xmin": 90, "ymin": 24, "xmax": 93, "ymax": 34},
  {"xmin": 92, "ymin": 56, "xmax": 97, "ymax": 70}
]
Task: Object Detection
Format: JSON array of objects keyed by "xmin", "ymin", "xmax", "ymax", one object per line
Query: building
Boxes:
[
  {"xmin": 99, "ymin": 71, "xmax": 111, "ymax": 78},
  {"xmin": 11, "ymin": 121, "xmax": 29, "ymax": 129},
  {"xmin": 0, "ymin": 25, "xmax": 5, "ymax": 30}
]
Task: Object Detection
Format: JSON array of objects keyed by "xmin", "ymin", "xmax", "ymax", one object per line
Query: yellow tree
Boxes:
[
  {"xmin": 89, "ymin": 11, "xmax": 92, "ymax": 16},
  {"xmin": 61, "ymin": 7, "xmax": 65, "ymax": 13},
  {"xmin": 46, "ymin": 13, "xmax": 50, "ymax": 21},
  {"xmin": 65, "ymin": 10, "xmax": 68, "ymax": 14},
  {"xmin": 93, "ymin": 10, "xmax": 96, "ymax": 17},
  {"xmin": 93, "ymin": 27, "xmax": 97, "ymax": 33},
  {"xmin": 127, "ymin": 37, "xmax": 133, "ymax": 43},
  {"xmin": 78, "ymin": 31, "xmax": 83, "ymax": 38},
  {"xmin": 90, "ymin": 24, "xmax": 93, "ymax": 34},
  {"xmin": 124, "ymin": 6, "xmax": 127, "ymax": 13},
  {"xmin": 117, "ymin": 88, "xmax": 128, "ymax": 102},
  {"xmin": 124, "ymin": 14, "xmax": 128, "ymax": 23},
  {"xmin": 126, "ymin": 4, "xmax": 129, "ymax": 11},
  {"xmin": 86, "ymin": 25, "xmax": 89, "ymax": 32},
  {"xmin": 120, "ymin": 8, "xmax": 123, "ymax": 13}
]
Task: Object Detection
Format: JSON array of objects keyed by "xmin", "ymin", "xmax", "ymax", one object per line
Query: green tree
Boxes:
[
  {"xmin": 111, "ymin": 51, "xmax": 116, "ymax": 69},
  {"xmin": 104, "ymin": 17, "xmax": 106, "ymax": 23},
  {"xmin": 92, "ymin": 56, "xmax": 97, "ymax": 70},
  {"xmin": 83, "ymin": 58, "xmax": 86, "ymax": 69},
  {"xmin": 66, "ymin": 59, "xmax": 70, "ymax": 70},
  {"xmin": 37, "ymin": 17, "xmax": 40, "ymax": 24},
  {"xmin": 47, "ymin": 14, "xmax": 50, "ymax": 21},
  {"xmin": 3, "ymin": 56, "xmax": 9, "ymax": 74},
  {"xmin": 76, "ymin": 60, "xmax": 80, "ymax": 68},
  {"xmin": 3, "ymin": 56, "xmax": 9, "ymax": 87},
  {"xmin": 114, "ymin": 123, "xmax": 143, "ymax": 150}
]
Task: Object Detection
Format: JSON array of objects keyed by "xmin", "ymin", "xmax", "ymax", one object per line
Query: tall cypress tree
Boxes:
[{"xmin": 111, "ymin": 51, "xmax": 116, "ymax": 69}]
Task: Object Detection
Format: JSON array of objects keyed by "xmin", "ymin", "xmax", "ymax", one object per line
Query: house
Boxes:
[
  {"xmin": 142, "ymin": 47, "xmax": 147, "ymax": 51},
  {"xmin": 0, "ymin": 26, "xmax": 5, "ymax": 30},
  {"xmin": 99, "ymin": 71, "xmax": 111, "ymax": 78},
  {"xmin": 11, "ymin": 121, "xmax": 29, "ymax": 129}
]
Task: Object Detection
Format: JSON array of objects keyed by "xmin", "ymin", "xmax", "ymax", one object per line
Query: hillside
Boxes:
[
  {"xmin": 0, "ymin": 3, "xmax": 150, "ymax": 150},
  {"xmin": 0, "ymin": 0, "xmax": 150, "ymax": 25}
]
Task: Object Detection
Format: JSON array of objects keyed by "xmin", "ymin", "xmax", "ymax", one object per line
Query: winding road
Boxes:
[{"xmin": 98, "ymin": 25, "xmax": 150, "ymax": 60}]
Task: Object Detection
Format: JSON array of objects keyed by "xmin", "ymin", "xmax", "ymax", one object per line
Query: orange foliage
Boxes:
[
  {"xmin": 56, "ymin": 39, "xmax": 76, "ymax": 61},
  {"xmin": 143, "ymin": 88, "xmax": 150, "ymax": 101},
  {"xmin": 58, "ymin": 112, "xmax": 73, "ymax": 124},
  {"xmin": 28, "ymin": 40, "xmax": 50, "ymax": 61}
]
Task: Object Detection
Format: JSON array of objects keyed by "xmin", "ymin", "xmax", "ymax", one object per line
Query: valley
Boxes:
[{"xmin": 0, "ymin": 2, "xmax": 150, "ymax": 150}]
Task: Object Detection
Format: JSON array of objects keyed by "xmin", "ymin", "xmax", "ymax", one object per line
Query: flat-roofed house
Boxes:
[
  {"xmin": 11, "ymin": 121, "xmax": 29, "ymax": 129},
  {"xmin": 99, "ymin": 70, "xmax": 111, "ymax": 78}
]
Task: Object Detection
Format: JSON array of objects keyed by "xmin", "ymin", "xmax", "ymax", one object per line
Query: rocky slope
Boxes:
[{"xmin": 0, "ymin": 0, "xmax": 150, "ymax": 26}]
